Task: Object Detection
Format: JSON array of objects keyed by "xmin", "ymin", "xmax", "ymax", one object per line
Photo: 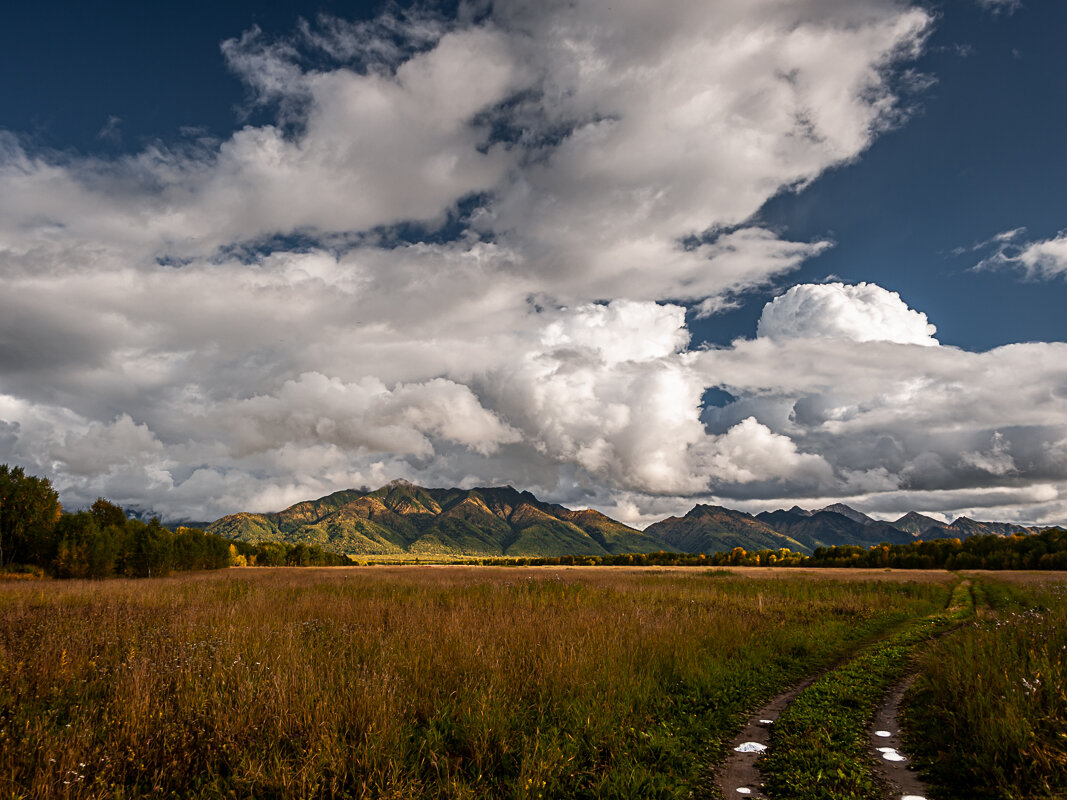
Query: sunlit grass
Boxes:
[{"xmin": 0, "ymin": 567, "xmax": 949, "ymax": 798}]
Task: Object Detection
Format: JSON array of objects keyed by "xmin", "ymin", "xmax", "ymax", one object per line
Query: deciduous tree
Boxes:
[{"xmin": 0, "ymin": 465, "xmax": 61, "ymax": 568}]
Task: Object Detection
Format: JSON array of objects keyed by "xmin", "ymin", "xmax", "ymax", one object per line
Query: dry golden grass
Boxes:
[
  {"xmin": 959, "ymin": 568, "xmax": 1067, "ymax": 586},
  {"xmin": 708, "ymin": 566, "xmax": 954, "ymax": 583},
  {"xmin": 0, "ymin": 566, "xmax": 949, "ymax": 799}
]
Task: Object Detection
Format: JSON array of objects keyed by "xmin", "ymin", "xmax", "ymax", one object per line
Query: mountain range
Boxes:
[
  {"xmin": 206, "ymin": 481, "xmax": 1042, "ymax": 559},
  {"xmin": 207, "ymin": 480, "xmax": 669, "ymax": 558}
]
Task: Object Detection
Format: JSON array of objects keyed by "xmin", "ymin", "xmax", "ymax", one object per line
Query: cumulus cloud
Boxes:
[
  {"xmin": 7, "ymin": 1, "xmax": 1067, "ymax": 527},
  {"xmin": 0, "ymin": 26, "xmax": 523, "ymax": 269},
  {"xmin": 539, "ymin": 300, "xmax": 689, "ymax": 366},
  {"xmin": 208, "ymin": 373, "xmax": 519, "ymax": 460},
  {"xmin": 694, "ymin": 331, "xmax": 1067, "ymax": 522},
  {"xmin": 701, "ymin": 417, "xmax": 834, "ymax": 489},
  {"xmin": 0, "ymin": 0, "xmax": 929, "ymax": 294},
  {"xmin": 471, "ymin": 0, "xmax": 929, "ymax": 304},
  {"xmin": 487, "ymin": 304, "xmax": 711, "ymax": 495},
  {"xmin": 757, "ymin": 282, "xmax": 939, "ymax": 345},
  {"xmin": 959, "ymin": 432, "xmax": 1016, "ymax": 477}
]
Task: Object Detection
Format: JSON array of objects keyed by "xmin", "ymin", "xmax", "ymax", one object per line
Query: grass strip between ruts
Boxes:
[{"xmin": 757, "ymin": 579, "xmax": 974, "ymax": 800}]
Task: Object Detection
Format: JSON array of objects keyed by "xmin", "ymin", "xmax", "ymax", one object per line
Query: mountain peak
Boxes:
[
  {"xmin": 890, "ymin": 511, "xmax": 946, "ymax": 537},
  {"xmin": 690, "ymin": 503, "xmax": 752, "ymax": 518},
  {"xmin": 647, "ymin": 505, "xmax": 804, "ymax": 554},
  {"xmin": 817, "ymin": 503, "xmax": 875, "ymax": 526}
]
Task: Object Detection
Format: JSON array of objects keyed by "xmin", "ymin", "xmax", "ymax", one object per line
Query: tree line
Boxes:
[
  {"xmin": 804, "ymin": 527, "xmax": 1067, "ymax": 570},
  {"xmin": 1, "ymin": 464, "xmax": 350, "ymax": 578},
  {"xmin": 458, "ymin": 528, "xmax": 1067, "ymax": 570}
]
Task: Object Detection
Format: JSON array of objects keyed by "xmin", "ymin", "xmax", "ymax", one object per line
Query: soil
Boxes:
[
  {"xmin": 869, "ymin": 673, "xmax": 931, "ymax": 800},
  {"xmin": 713, "ymin": 676, "xmax": 818, "ymax": 799}
]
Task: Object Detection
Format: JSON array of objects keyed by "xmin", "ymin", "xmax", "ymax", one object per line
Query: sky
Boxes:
[{"xmin": 2, "ymin": 0, "xmax": 1066, "ymax": 528}]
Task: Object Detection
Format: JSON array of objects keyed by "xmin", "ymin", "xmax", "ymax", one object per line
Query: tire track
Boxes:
[
  {"xmin": 716, "ymin": 579, "xmax": 971, "ymax": 799},
  {"xmin": 869, "ymin": 673, "xmax": 930, "ymax": 800},
  {"xmin": 714, "ymin": 676, "xmax": 818, "ymax": 798},
  {"xmin": 867, "ymin": 580, "xmax": 973, "ymax": 800}
]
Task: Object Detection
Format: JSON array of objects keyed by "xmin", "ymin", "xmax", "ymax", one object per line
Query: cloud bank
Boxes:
[{"xmin": 2, "ymin": 0, "xmax": 1067, "ymax": 527}]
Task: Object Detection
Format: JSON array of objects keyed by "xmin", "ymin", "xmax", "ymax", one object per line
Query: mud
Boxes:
[
  {"xmin": 713, "ymin": 676, "xmax": 818, "ymax": 798},
  {"xmin": 869, "ymin": 673, "xmax": 931, "ymax": 800}
]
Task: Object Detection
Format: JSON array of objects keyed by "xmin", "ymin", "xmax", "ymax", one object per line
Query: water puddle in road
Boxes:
[
  {"xmin": 713, "ymin": 675, "xmax": 819, "ymax": 800},
  {"xmin": 734, "ymin": 742, "xmax": 768, "ymax": 753},
  {"xmin": 869, "ymin": 673, "xmax": 930, "ymax": 797}
]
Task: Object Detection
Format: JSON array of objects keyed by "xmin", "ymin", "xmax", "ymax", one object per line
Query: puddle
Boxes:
[
  {"xmin": 869, "ymin": 672, "xmax": 930, "ymax": 798},
  {"xmin": 715, "ymin": 674, "xmax": 820, "ymax": 800},
  {"xmin": 876, "ymin": 747, "xmax": 906, "ymax": 762},
  {"xmin": 734, "ymin": 742, "xmax": 768, "ymax": 753}
]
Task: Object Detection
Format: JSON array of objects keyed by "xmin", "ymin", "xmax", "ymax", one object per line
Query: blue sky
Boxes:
[
  {"xmin": 701, "ymin": 0, "xmax": 1067, "ymax": 350},
  {"xmin": 1, "ymin": 0, "xmax": 1065, "ymax": 526}
]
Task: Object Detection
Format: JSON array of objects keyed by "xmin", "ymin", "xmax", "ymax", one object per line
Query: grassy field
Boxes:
[
  {"xmin": 903, "ymin": 572, "xmax": 1067, "ymax": 800},
  {"xmin": 759, "ymin": 578, "xmax": 974, "ymax": 800},
  {"xmin": 0, "ymin": 566, "xmax": 951, "ymax": 799}
]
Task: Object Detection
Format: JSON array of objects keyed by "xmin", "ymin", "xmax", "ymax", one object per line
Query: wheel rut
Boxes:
[
  {"xmin": 869, "ymin": 673, "xmax": 930, "ymax": 800},
  {"xmin": 713, "ymin": 676, "xmax": 817, "ymax": 798},
  {"xmin": 867, "ymin": 579, "xmax": 971, "ymax": 800},
  {"xmin": 713, "ymin": 580, "xmax": 968, "ymax": 799}
]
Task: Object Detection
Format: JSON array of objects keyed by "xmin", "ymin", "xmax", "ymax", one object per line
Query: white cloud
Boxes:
[
  {"xmin": 757, "ymin": 282, "xmax": 939, "ymax": 345},
  {"xmin": 473, "ymin": 0, "xmax": 929, "ymax": 303},
  {"xmin": 540, "ymin": 300, "xmax": 689, "ymax": 365},
  {"xmin": 701, "ymin": 417, "xmax": 834, "ymax": 488},
  {"xmin": 694, "ymin": 329, "xmax": 1067, "ymax": 520},
  {"xmin": 11, "ymin": 2, "xmax": 1067, "ymax": 528},
  {"xmin": 976, "ymin": 228, "xmax": 1067, "ymax": 279},
  {"xmin": 0, "ymin": 25, "xmax": 523, "ymax": 268},
  {"xmin": 51, "ymin": 415, "xmax": 167, "ymax": 478},
  {"xmin": 206, "ymin": 372, "xmax": 520, "ymax": 460},
  {"xmin": 487, "ymin": 305, "xmax": 711, "ymax": 495}
]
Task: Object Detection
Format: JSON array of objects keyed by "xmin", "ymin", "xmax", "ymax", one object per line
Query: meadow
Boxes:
[
  {"xmin": 903, "ymin": 572, "xmax": 1067, "ymax": 800},
  {"xmin": 0, "ymin": 566, "xmax": 951, "ymax": 799}
]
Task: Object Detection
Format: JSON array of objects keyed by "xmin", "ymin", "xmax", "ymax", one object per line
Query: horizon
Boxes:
[{"xmin": 2, "ymin": 0, "xmax": 1066, "ymax": 529}]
